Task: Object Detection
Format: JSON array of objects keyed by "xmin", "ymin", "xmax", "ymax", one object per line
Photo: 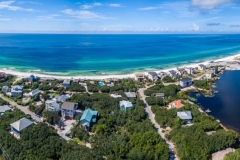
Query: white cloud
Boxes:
[
  {"xmin": 109, "ymin": 4, "xmax": 122, "ymax": 7},
  {"xmin": 93, "ymin": 3, "xmax": 102, "ymax": 6},
  {"xmin": 191, "ymin": 0, "xmax": 237, "ymax": 9},
  {"xmin": 62, "ymin": 9, "xmax": 106, "ymax": 19},
  {"xmin": 139, "ymin": 6, "xmax": 160, "ymax": 10},
  {"xmin": 37, "ymin": 14, "xmax": 60, "ymax": 20},
  {"xmin": 0, "ymin": 1, "xmax": 33, "ymax": 11},
  {"xmin": 80, "ymin": 3, "xmax": 102, "ymax": 9},
  {"xmin": 193, "ymin": 23, "xmax": 200, "ymax": 31}
]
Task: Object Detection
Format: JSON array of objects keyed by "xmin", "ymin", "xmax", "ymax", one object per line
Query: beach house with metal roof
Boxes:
[
  {"xmin": 148, "ymin": 72, "xmax": 158, "ymax": 81},
  {"xmin": 198, "ymin": 64, "xmax": 206, "ymax": 71},
  {"xmin": 180, "ymin": 78, "xmax": 192, "ymax": 88},
  {"xmin": 63, "ymin": 79, "xmax": 71, "ymax": 87},
  {"xmin": 54, "ymin": 95, "xmax": 69, "ymax": 103},
  {"xmin": 2, "ymin": 85, "xmax": 9, "ymax": 93},
  {"xmin": 0, "ymin": 105, "xmax": 11, "ymax": 115},
  {"xmin": 45, "ymin": 100, "xmax": 60, "ymax": 111},
  {"xmin": 27, "ymin": 89, "xmax": 42, "ymax": 98},
  {"xmin": 80, "ymin": 108, "xmax": 98, "ymax": 130},
  {"xmin": 10, "ymin": 118, "xmax": 33, "ymax": 137},
  {"xmin": 119, "ymin": 100, "xmax": 134, "ymax": 111},
  {"xmin": 61, "ymin": 102, "xmax": 78, "ymax": 120},
  {"xmin": 125, "ymin": 92, "xmax": 136, "ymax": 98},
  {"xmin": 10, "ymin": 85, "xmax": 24, "ymax": 97},
  {"xmin": 177, "ymin": 111, "xmax": 192, "ymax": 123}
]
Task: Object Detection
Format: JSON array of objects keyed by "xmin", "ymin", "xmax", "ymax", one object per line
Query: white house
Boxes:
[
  {"xmin": 177, "ymin": 68, "xmax": 186, "ymax": 76},
  {"xmin": 185, "ymin": 67, "xmax": 194, "ymax": 75},
  {"xmin": 110, "ymin": 93, "xmax": 122, "ymax": 98},
  {"xmin": 2, "ymin": 86, "xmax": 9, "ymax": 93},
  {"xmin": 177, "ymin": 111, "xmax": 192, "ymax": 123},
  {"xmin": 168, "ymin": 70, "xmax": 178, "ymax": 79},
  {"xmin": 134, "ymin": 73, "xmax": 145, "ymax": 82},
  {"xmin": 119, "ymin": 100, "xmax": 134, "ymax": 111},
  {"xmin": 10, "ymin": 85, "xmax": 24, "ymax": 97},
  {"xmin": 54, "ymin": 95, "xmax": 69, "ymax": 103},
  {"xmin": 45, "ymin": 100, "xmax": 60, "ymax": 111},
  {"xmin": 198, "ymin": 64, "xmax": 206, "ymax": 71},
  {"xmin": 26, "ymin": 89, "xmax": 42, "ymax": 98},
  {"xmin": 206, "ymin": 71, "xmax": 214, "ymax": 79},
  {"xmin": 180, "ymin": 78, "xmax": 192, "ymax": 88},
  {"xmin": 148, "ymin": 72, "xmax": 158, "ymax": 81},
  {"xmin": 62, "ymin": 79, "xmax": 71, "ymax": 87}
]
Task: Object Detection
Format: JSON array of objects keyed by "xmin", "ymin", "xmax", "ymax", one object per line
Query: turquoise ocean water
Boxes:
[{"xmin": 0, "ymin": 34, "xmax": 240, "ymax": 76}]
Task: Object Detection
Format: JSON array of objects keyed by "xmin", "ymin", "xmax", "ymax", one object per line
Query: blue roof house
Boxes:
[
  {"xmin": 80, "ymin": 108, "xmax": 98, "ymax": 130},
  {"xmin": 119, "ymin": 100, "xmax": 134, "ymax": 111}
]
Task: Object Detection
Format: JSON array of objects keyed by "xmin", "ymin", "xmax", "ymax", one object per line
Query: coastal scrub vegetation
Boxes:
[
  {"xmin": 224, "ymin": 149, "xmax": 240, "ymax": 160},
  {"xmin": 151, "ymin": 103, "xmax": 239, "ymax": 160},
  {"xmin": 193, "ymin": 80, "xmax": 210, "ymax": 90}
]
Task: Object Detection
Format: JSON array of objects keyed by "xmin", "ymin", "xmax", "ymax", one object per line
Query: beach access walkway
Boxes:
[{"xmin": 138, "ymin": 87, "xmax": 179, "ymax": 160}]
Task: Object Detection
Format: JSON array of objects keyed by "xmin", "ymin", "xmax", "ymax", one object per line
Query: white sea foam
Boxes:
[{"xmin": 0, "ymin": 53, "xmax": 240, "ymax": 80}]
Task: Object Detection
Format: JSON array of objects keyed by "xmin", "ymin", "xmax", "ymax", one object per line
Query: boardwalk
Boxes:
[{"xmin": 138, "ymin": 88, "xmax": 179, "ymax": 160}]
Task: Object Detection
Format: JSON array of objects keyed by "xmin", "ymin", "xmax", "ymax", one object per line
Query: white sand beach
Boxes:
[{"xmin": 1, "ymin": 53, "xmax": 240, "ymax": 80}]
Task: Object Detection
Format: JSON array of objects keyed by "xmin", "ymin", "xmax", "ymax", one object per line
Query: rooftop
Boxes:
[
  {"xmin": 63, "ymin": 79, "xmax": 71, "ymax": 84},
  {"xmin": 61, "ymin": 102, "xmax": 77, "ymax": 110},
  {"xmin": 177, "ymin": 111, "xmax": 192, "ymax": 120},
  {"xmin": 148, "ymin": 72, "xmax": 158, "ymax": 76},
  {"xmin": 80, "ymin": 108, "xmax": 98, "ymax": 123},
  {"xmin": 0, "ymin": 105, "xmax": 11, "ymax": 113},
  {"xmin": 169, "ymin": 100, "xmax": 184, "ymax": 109},
  {"xmin": 125, "ymin": 92, "xmax": 136, "ymax": 98},
  {"xmin": 10, "ymin": 117, "xmax": 33, "ymax": 131},
  {"xmin": 180, "ymin": 78, "xmax": 192, "ymax": 82},
  {"xmin": 135, "ymin": 73, "xmax": 145, "ymax": 78},
  {"xmin": 120, "ymin": 100, "xmax": 133, "ymax": 108},
  {"xmin": 156, "ymin": 93, "xmax": 165, "ymax": 97}
]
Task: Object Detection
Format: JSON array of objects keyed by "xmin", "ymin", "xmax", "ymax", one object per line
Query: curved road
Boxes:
[{"xmin": 138, "ymin": 88, "xmax": 179, "ymax": 160}]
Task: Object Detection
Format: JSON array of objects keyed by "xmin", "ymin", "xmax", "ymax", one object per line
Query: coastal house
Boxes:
[
  {"xmin": 45, "ymin": 99, "xmax": 60, "ymax": 111},
  {"xmin": 198, "ymin": 64, "xmax": 206, "ymax": 71},
  {"xmin": 26, "ymin": 89, "xmax": 42, "ymax": 98},
  {"xmin": 177, "ymin": 68, "xmax": 186, "ymax": 76},
  {"xmin": 134, "ymin": 73, "xmax": 145, "ymax": 82},
  {"xmin": 177, "ymin": 111, "xmax": 192, "ymax": 123},
  {"xmin": 0, "ymin": 105, "xmax": 12, "ymax": 115},
  {"xmin": 2, "ymin": 85, "xmax": 9, "ymax": 93},
  {"xmin": 125, "ymin": 92, "xmax": 136, "ymax": 98},
  {"xmin": 61, "ymin": 102, "xmax": 78, "ymax": 120},
  {"xmin": 206, "ymin": 71, "xmax": 214, "ymax": 79},
  {"xmin": 185, "ymin": 67, "xmax": 194, "ymax": 75},
  {"xmin": 110, "ymin": 93, "xmax": 122, "ymax": 98},
  {"xmin": 54, "ymin": 95, "xmax": 69, "ymax": 103},
  {"xmin": 168, "ymin": 70, "xmax": 178, "ymax": 79},
  {"xmin": 28, "ymin": 74, "xmax": 37, "ymax": 82},
  {"xmin": 10, "ymin": 85, "xmax": 24, "ymax": 97},
  {"xmin": 158, "ymin": 72, "xmax": 168, "ymax": 80},
  {"xmin": 10, "ymin": 118, "xmax": 33, "ymax": 138},
  {"xmin": 168, "ymin": 100, "xmax": 185, "ymax": 109},
  {"xmin": 180, "ymin": 78, "xmax": 192, "ymax": 88},
  {"xmin": 156, "ymin": 93, "xmax": 165, "ymax": 99},
  {"xmin": 119, "ymin": 100, "xmax": 134, "ymax": 111},
  {"xmin": 80, "ymin": 108, "xmax": 98, "ymax": 130},
  {"xmin": 213, "ymin": 66, "xmax": 218, "ymax": 74},
  {"xmin": 148, "ymin": 72, "xmax": 158, "ymax": 81},
  {"xmin": 0, "ymin": 72, "xmax": 9, "ymax": 78},
  {"xmin": 62, "ymin": 79, "xmax": 71, "ymax": 87},
  {"xmin": 39, "ymin": 77, "xmax": 56, "ymax": 82},
  {"xmin": 73, "ymin": 79, "xmax": 80, "ymax": 83}
]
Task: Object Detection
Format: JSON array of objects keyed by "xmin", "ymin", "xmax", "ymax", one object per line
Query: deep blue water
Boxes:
[
  {"xmin": 0, "ymin": 34, "xmax": 240, "ymax": 76},
  {"xmin": 193, "ymin": 71, "xmax": 240, "ymax": 132}
]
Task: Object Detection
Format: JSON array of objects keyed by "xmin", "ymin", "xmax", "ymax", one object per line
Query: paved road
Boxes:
[
  {"xmin": 0, "ymin": 94, "xmax": 41, "ymax": 122},
  {"xmin": 138, "ymin": 88, "xmax": 179, "ymax": 160}
]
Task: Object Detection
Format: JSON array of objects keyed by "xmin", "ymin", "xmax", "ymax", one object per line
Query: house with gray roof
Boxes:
[
  {"xmin": 45, "ymin": 99, "xmax": 60, "ymax": 111},
  {"xmin": 10, "ymin": 117, "xmax": 33, "ymax": 137},
  {"xmin": 80, "ymin": 108, "xmax": 98, "ymax": 130},
  {"xmin": 0, "ymin": 105, "xmax": 11, "ymax": 115},
  {"xmin": 148, "ymin": 72, "xmax": 158, "ymax": 81},
  {"xmin": 177, "ymin": 111, "xmax": 192, "ymax": 123},
  {"xmin": 63, "ymin": 79, "xmax": 71, "ymax": 87},
  {"xmin": 119, "ymin": 100, "xmax": 134, "ymax": 111},
  {"xmin": 125, "ymin": 92, "xmax": 136, "ymax": 98},
  {"xmin": 180, "ymin": 78, "xmax": 192, "ymax": 88},
  {"xmin": 27, "ymin": 89, "xmax": 42, "ymax": 98},
  {"xmin": 2, "ymin": 85, "xmax": 9, "ymax": 93},
  {"xmin": 155, "ymin": 93, "xmax": 165, "ymax": 99},
  {"xmin": 10, "ymin": 85, "xmax": 24, "ymax": 97},
  {"xmin": 55, "ymin": 95, "xmax": 69, "ymax": 103},
  {"xmin": 61, "ymin": 102, "xmax": 78, "ymax": 120}
]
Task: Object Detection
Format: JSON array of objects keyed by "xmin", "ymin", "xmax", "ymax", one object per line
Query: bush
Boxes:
[{"xmin": 146, "ymin": 97, "xmax": 164, "ymax": 106}]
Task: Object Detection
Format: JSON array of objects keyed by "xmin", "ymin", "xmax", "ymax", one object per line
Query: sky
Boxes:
[{"xmin": 0, "ymin": 0, "xmax": 240, "ymax": 33}]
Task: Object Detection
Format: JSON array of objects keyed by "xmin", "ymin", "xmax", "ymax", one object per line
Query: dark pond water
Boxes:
[{"xmin": 192, "ymin": 71, "xmax": 240, "ymax": 132}]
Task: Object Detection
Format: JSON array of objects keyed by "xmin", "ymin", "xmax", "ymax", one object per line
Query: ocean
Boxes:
[
  {"xmin": 0, "ymin": 34, "xmax": 240, "ymax": 76},
  {"xmin": 192, "ymin": 71, "xmax": 240, "ymax": 132}
]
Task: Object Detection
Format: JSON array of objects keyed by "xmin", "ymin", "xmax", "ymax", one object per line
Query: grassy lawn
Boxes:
[
  {"xmin": 72, "ymin": 138, "xmax": 85, "ymax": 146},
  {"xmin": 0, "ymin": 94, "xmax": 14, "ymax": 102}
]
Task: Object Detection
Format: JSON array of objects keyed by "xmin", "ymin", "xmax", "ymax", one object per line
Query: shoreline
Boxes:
[{"xmin": 0, "ymin": 53, "xmax": 240, "ymax": 80}]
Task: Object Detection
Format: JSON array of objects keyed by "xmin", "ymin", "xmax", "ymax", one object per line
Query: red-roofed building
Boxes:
[
  {"xmin": 168, "ymin": 100, "xmax": 185, "ymax": 109},
  {"xmin": 0, "ymin": 72, "xmax": 9, "ymax": 78}
]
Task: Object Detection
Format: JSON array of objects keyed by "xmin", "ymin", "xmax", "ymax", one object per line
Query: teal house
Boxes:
[
  {"xmin": 119, "ymin": 100, "xmax": 134, "ymax": 111},
  {"xmin": 80, "ymin": 108, "xmax": 98, "ymax": 130},
  {"xmin": 0, "ymin": 105, "xmax": 12, "ymax": 115}
]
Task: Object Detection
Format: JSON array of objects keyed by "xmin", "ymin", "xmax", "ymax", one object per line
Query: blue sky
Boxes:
[{"xmin": 0, "ymin": 0, "xmax": 240, "ymax": 33}]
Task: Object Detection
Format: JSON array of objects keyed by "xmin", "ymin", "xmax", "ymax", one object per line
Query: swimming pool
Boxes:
[{"xmin": 98, "ymin": 82, "xmax": 105, "ymax": 87}]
